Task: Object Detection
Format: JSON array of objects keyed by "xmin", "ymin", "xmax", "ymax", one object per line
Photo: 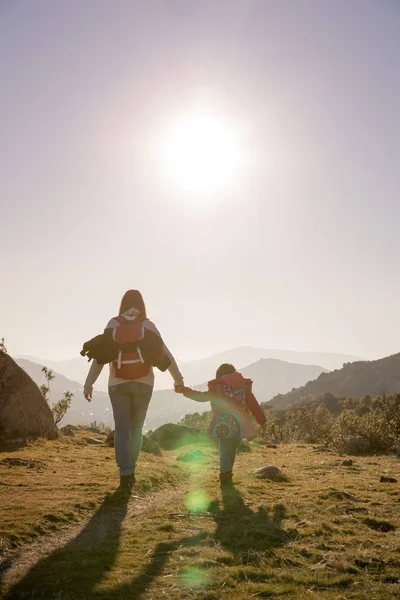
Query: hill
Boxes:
[
  {"xmin": 18, "ymin": 347, "xmax": 359, "ymax": 392},
  {"xmin": 240, "ymin": 358, "xmax": 328, "ymax": 400},
  {"xmin": 0, "ymin": 430, "xmax": 398, "ymax": 599},
  {"xmin": 268, "ymin": 352, "xmax": 400, "ymax": 408}
]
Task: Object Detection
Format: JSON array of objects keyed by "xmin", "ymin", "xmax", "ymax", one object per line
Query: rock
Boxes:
[
  {"xmin": 344, "ymin": 438, "xmax": 370, "ymax": 456},
  {"xmin": 380, "ymin": 476, "xmax": 397, "ymax": 483},
  {"xmin": 342, "ymin": 460, "xmax": 354, "ymax": 466},
  {"xmin": 237, "ymin": 440, "xmax": 252, "ymax": 453},
  {"xmin": 254, "ymin": 465, "xmax": 284, "ymax": 481},
  {"xmin": 0, "ymin": 352, "xmax": 57, "ymax": 440},
  {"xmin": 149, "ymin": 423, "xmax": 209, "ymax": 450},
  {"xmin": 0, "ymin": 457, "xmax": 46, "ymax": 469},
  {"xmin": 141, "ymin": 436, "xmax": 162, "ymax": 455},
  {"xmin": 60, "ymin": 425, "xmax": 76, "ymax": 437},
  {"xmin": 104, "ymin": 431, "xmax": 161, "ymax": 455},
  {"xmin": 84, "ymin": 437, "xmax": 103, "ymax": 445},
  {"xmin": 177, "ymin": 449, "xmax": 206, "ymax": 463},
  {"xmin": 105, "ymin": 430, "xmax": 115, "ymax": 446}
]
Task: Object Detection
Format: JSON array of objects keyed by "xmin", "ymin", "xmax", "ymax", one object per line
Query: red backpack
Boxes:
[{"xmin": 112, "ymin": 316, "xmax": 151, "ymax": 380}]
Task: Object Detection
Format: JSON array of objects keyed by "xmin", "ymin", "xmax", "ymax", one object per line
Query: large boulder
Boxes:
[
  {"xmin": 149, "ymin": 423, "xmax": 209, "ymax": 450},
  {"xmin": 105, "ymin": 430, "xmax": 162, "ymax": 455},
  {"xmin": 0, "ymin": 352, "xmax": 57, "ymax": 440}
]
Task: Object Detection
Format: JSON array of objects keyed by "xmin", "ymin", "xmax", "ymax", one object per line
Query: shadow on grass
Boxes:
[
  {"xmin": 2, "ymin": 490, "xmax": 129, "ymax": 599},
  {"xmin": 0, "ymin": 557, "xmax": 15, "ymax": 591},
  {"xmin": 108, "ymin": 532, "xmax": 207, "ymax": 599},
  {"xmin": 213, "ymin": 484, "xmax": 290, "ymax": 560},
  {"xmin": 107, "ymin": 486, "xmax": 289, "ymax": 598},
  {"xmin": 0, "ymin": 440, "xmax": 29, "ymax": 454},
  {"xmin": 3, "ymin": 486, "xmax": 289, "ymax": 599}
]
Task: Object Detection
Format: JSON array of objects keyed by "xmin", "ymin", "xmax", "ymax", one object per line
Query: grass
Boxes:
[{"xmin": 0, "ymin": 432, "xmax": 399, "ymax": 599}]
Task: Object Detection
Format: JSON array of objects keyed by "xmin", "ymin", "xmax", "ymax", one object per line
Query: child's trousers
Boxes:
[{"xmin": 219, "ymin": 437, "xmax": 241, "ymax": 473}]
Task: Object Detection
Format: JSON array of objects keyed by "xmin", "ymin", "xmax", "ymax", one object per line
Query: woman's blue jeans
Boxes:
[
  {"xmin": 109, "ymin": 382, "xmax": 153, "ymax": 477},
  {"xmin": 219, "ymin": 437, "xmax": 241, "ymax": 473}
]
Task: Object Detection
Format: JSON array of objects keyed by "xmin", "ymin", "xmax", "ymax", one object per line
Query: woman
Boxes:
[{"xmin": 84, "ymin": 289, "xmax": 184, "ymax": 491}]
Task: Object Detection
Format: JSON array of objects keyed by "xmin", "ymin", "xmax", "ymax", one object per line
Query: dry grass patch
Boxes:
[{"xmin": 1, "ymin": 439, "xmax": 399, "ymax": 599}]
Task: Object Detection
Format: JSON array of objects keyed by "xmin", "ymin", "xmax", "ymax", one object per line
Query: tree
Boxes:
[
  {"xmin": 40, "ymin": 366, "xmax": 72, "ymax": 426},
  {"xmin": 40, "ymin": 366, "xmax": 55, "ymax": 402},
  {"xmin": 52, "ymin": 391, "xmax": 74, "ymax": 425},
  {"xmin": 0, "ymin": 338, "xmax": 7, "ymax": 354}
]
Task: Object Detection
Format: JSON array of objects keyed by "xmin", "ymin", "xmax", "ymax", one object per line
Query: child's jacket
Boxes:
[{"xmin": 183, "ymin": 371, "xmax": 266, "ymax": 440}]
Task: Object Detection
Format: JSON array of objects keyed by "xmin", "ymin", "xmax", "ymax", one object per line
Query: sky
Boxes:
[{"xmin": 1, "ymin": 0, "xmax": 400, "ymax": 362}]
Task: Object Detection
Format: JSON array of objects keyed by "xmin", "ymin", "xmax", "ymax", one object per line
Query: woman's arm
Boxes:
[
  {"xmin": 83, "ymin": 318, "xmax": 117, "ymax": 400},
  {"xmin": 145, "ymin": 320, "xmax": 184, "ymax": 386},
  {"xmin": 84, "ymin": 360, "xmax": 104, "ymax": 401}
]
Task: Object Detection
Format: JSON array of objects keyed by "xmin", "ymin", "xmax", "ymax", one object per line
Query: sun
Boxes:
[{"xmin": 158, "ymin": 112, "xmax": 243, "ymax": 195}]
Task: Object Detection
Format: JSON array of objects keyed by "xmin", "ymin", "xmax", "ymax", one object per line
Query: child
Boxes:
[{"xmin": 178, "ymin": 363, "xmax": 266, "ymax": 485}]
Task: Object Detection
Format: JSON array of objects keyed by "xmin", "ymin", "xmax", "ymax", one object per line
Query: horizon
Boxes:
[
  {"xmin": 2, "ymin": 1, "xmax": 400, "ymax": 363},
  {"xmin": 16, "ymin": 344, "xmax": 366, "ymax": 366}
]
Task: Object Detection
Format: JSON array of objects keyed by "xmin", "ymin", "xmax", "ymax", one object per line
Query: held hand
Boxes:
[{"xmin": 174, "ymin": 384, "xmax": 185, "ymax": 394}]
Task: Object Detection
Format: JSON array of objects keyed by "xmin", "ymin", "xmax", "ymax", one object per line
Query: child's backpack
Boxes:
[
  {"xmin": 112, "ymin": 316, "xmax": 150, "ymax": 380},
  {"xmin": 210, "ymin": 411, "xmax": 243, "ymax": 439},
  {"xmin": 209, "ymin": 383, "xmax": 253, "ymax": 440}
]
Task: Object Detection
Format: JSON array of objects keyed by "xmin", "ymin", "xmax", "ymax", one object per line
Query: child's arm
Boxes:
[
  {"xmin": 182, "ymin": 387, "xmax": 211, "ymax": 403},
  {"xmin": 246, "ymin": 390, "xmax": 267, "ymax": 425}
]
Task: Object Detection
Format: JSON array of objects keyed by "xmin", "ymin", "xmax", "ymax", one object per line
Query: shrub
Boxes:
[
  {"xmin": 180, "ymin": 411, "xmax": 211, "ymax": 433},
  {"xmin": 262, "ymin": 394, "xmax": 400, "ymax": 455},
  {"xmin": 40, "ymin": 366, "xmax": 73, "ymax": 426},
  {"xmin": 0, "ymin": 338, "xmax": 7, "ymax": 354}
]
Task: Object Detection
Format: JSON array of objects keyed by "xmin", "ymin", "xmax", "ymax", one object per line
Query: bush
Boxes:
[
  {"xmin": 40, "ymin": 366, "xmax": 73, "ymax": 425},
  {"xmin": 180, "ymin": 411, "xmax": 211, "ymax": 433},
  {"xmin": 262, "ymin": 394, "xmax": 400, "ymax": 455}
]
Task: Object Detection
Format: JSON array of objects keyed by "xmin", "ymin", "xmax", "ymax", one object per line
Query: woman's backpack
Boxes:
[
  {"xmin": 80, "ymin": 316, "xmax": 171, "ymax": 376},
  {"xmin": 112, "ymin": 316, "xmax": 151, "ymax": 380}
]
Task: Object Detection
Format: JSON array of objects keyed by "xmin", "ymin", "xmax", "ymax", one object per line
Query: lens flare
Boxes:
[
  {"xmin": 179, "ymin": 565, "xmax": 208, "ymax": 589},
  {"xmin": 184, "ymin": 489, "xmax": 210, "ymax": 513}
]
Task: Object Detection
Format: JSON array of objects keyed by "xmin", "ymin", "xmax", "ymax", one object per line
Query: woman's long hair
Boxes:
[{"xmin": 118, "ymin": 290, "xmax": 147, "ymax": 320}]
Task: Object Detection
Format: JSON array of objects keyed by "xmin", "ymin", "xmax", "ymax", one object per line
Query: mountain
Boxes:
[
  {"xmin": 268, "ymin": 352, "xmax": 400, "ymax": 409},
  {"xmin": 18, "ymin": 347, "xmax": 360, "ymax": 392},
  {"xmin": 16, "ymin": 356, "xmax": 328, "ymax": 430},
  {"xmin": 239, "ymin": 358, "xmax": 328, "ymax": 401},
  {"xmin": 178, "ymin": 347, "xmax": 359, "ymax": 384}
]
